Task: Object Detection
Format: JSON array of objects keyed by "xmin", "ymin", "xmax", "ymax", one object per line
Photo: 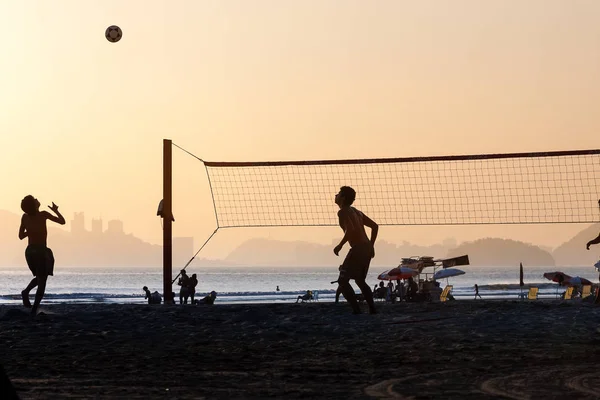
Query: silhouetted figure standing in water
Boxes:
[
  {"xmin": 189, "ymin": 274, "xmax": 198, "ymax": 304},
  {"xmin": 333, "ymin": 186, "xmax": 378, "ymax": 314},
  {"xmin": 178, "ymin": 270, "xmax": 191, "ymax": 304},
  {"xmin": 18, "ymin": 196, "xmax": 65, "ymax": 315}
]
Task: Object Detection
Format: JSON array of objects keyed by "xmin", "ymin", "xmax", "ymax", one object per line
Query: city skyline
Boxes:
[{"xmin": 1, "ymin": 207, "xmax": 597, "ymax": 268}]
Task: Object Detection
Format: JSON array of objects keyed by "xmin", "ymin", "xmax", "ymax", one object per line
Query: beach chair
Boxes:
[
  {"xmin": 581, "ymin": 285, "xmax": 592, "ymax": 299},
  {"xmin": 563, "ymin": 286, "xmax": 574, "ymax": 300},
  {"xmin": 527, "ymin": 287, "xmax": 539, "ymax": 300},
  {"xmin": 440, "ymin": 285, "xmax": 453, "ymax": 302}
]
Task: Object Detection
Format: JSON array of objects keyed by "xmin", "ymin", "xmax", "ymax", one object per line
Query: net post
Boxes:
[{"xmin": 163, "ymin": 139, "xmax": 173, "ymax": 304}]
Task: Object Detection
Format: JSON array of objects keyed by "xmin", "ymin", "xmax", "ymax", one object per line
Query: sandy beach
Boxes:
[{"xmin": 1, "ymin": 300, "xmax": 600, "ymax": 399}]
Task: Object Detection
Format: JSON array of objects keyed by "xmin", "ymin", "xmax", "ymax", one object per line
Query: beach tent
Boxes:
[{"xmin": 399, "ymin": 255, "xmax": 470, "ymax": 280}]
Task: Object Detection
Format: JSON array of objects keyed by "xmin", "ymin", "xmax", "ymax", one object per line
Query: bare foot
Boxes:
[{"xmin": 21, "ymin": 291, "xmax": 32, "ymax": 308}]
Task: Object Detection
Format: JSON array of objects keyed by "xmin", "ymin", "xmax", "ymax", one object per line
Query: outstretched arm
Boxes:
[
  {"xmin": 18, "ymin": 215, "xmax": 27, "ymax": 240},
  {"xmin": 586, "ymin": 233, "xmax": 600, "ymax": 250},
  {"xmin": 45, "ymin": 202, "xmax": 66, "ymax": 225}
]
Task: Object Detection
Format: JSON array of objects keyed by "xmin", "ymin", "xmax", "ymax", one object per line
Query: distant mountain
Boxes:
[
  {"xmin": 223, "ymin": 237, "xmax": 453, "ymax": 267},
  {"xmin": 447, "ymin": 238, "xmax": 555, "ymax": 266},
  {"xmin": 2, "ymin": 207, "xmax": 598, "ymax": 268},
  {"xmin": 552, "ymin": 223, "xmax": 600, "ymax": 266}
]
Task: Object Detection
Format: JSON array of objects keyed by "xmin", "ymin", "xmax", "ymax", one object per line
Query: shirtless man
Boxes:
[
  {"xmin": 333, "ymin": 186, "xmax": 378, "ymax": 314},
  {"xmin": 586, "ymin": 232, "xmax": 600, "ymax": 303},
  {"xmin": 18, "ymin": 195, "xmax": 65, "ymax": 315}
]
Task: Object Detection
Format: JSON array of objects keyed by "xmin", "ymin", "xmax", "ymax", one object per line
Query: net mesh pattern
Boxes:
[{"xmin": 203, "ymin": 151, "xmax": 600, "ymax": 228}]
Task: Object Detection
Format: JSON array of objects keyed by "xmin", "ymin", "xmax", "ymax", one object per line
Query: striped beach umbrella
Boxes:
[{"xmin": 379, "ymin": 267, "xmax": 418, "ymax": 280}]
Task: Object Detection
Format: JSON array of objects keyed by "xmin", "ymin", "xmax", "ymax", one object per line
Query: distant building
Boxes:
[
  {"xmin": 173, "ymin": 237, "xmax": 194, "ymax": 268},
  {"xmin": 91, "ymin": 218, "xmax": 103, "ymax": 234},
  {"xmin": 71, "ymin": 212, "xmax": 86, "ymax": 234},
  {"xmin": 107, "ymin": 220, "xmax": 124, "ymax": 235}
]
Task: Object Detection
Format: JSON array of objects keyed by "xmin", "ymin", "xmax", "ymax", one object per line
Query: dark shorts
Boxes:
[
  {"xmin": 339, "ymin": 242, "xmax": 373, "ymax": 281},
  {"xmin": 25, "ymin": 245, "xmax": 54, "ymax": 277}
]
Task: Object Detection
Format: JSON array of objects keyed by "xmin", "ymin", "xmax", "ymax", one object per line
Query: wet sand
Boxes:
[{"xmin": 1, "ymin": 300, "xmax": 600, "ymax": 399}]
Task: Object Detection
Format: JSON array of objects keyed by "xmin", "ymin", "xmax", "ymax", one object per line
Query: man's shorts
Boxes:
[
  {"xmin": 339, "ymin": 242, "xmax": 373, "ymax": 281},
  {"xmin": 25, "ymin": 245, "xmax": 55, "ymax": 277}
]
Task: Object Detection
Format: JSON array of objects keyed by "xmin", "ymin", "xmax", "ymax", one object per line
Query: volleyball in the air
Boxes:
[{"xmin": 105, "ymin": 25, "xmax": 122, "ymax": 43}]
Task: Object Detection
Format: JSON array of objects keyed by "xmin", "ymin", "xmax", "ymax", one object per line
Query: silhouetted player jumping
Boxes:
[
  {"xmin": 18, "ymin": 195, "xmax": 65, "ymax": 315},
  {"xmin": 333, "ymin": 186, "xmax": 378, "ymax": 314}
]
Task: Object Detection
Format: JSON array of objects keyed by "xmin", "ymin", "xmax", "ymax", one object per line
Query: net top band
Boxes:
[{"xmin": 203, "ymin": 149, "xmax": 600, "ymax": 168}]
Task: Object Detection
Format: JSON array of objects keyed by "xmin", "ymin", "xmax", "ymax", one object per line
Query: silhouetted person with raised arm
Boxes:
[
  {"xmin": 333, "ymin": 186, "xmax": 378, "ymax": 314},
  {"xmin": 586, "ymin": 233, "xmax": 600, "ymax": 250},
  {"xmin": 18, "ymin": 196, "xmax": 65, "ymax": 315}
]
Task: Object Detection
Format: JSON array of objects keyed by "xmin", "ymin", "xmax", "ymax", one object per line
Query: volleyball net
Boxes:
[
  {"xmin": 164, "ymin": 144, "xmax": 600, "ymax": 294},
  {"xmin": 201, "ymin": 149, "xmax": 600, "ymax": 227}
]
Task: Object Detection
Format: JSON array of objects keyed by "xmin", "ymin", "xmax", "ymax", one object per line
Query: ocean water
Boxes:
[{"xmin": 0, "ymin": 265, "xmax": 598, "ymax": 305}]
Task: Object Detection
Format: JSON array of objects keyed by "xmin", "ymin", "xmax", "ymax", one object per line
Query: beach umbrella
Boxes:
[
  {"xmin": 386, "ymin": 267, "xmax": 419, "ymax": 280},
  {"xmin": 543, "ymin": 272, "xmax": 572, "ymax": 285},
  {"xmin": 433, "ymin": 268, "xmax": 465, "ymax": 280},
  {"xmin": 377, "ymin": 271, "xmax": 395, "ymax": 281},
  {"xmin": 565, "ymin": 276, "xmax": 593, "ymax": 287}
]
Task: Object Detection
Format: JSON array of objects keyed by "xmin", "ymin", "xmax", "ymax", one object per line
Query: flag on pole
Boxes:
[{"xmin": 519, "ymin": 263, "xmax": 524, "ymax": 287}]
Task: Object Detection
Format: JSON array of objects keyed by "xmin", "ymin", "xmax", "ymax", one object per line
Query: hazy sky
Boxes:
[{"xmin": 1, "ymin": 1, "xmax": 599, "ymax": 259}]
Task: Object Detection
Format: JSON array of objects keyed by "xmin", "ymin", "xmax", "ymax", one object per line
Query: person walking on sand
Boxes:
[
  {"xmin": 18, "ymin": 195, "xmax": 65, "ymax": 315},
  {"xmin": 333, "ymin": 186, "xmax": 378, "ymax": 314},
  {"xmin": 474, "ymin": 284, "xmax": 482, "ymax": 300}
]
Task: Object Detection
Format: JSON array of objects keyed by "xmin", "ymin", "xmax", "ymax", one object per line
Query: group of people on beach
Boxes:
[
  {"xmin": 176, "ymin": 269, "xmax": 198, "ymax": 304},
  {"xmin": 370, "ymin": 278, "xmax": 447, "ymax": 303},
  {"xmin": 17, "ymin": 188, "xmax": 600, "ymax": 315}
]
